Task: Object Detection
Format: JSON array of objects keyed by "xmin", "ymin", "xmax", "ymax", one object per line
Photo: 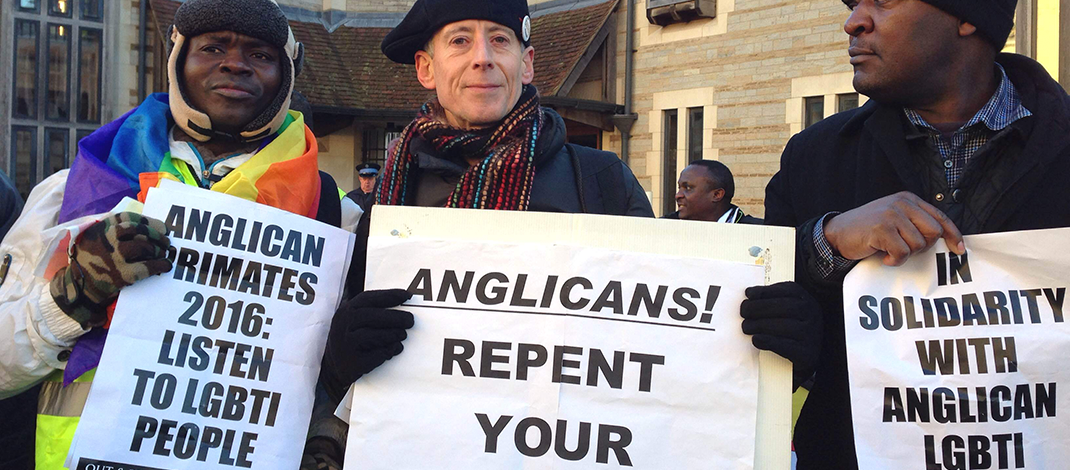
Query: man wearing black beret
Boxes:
[
  {"xmin": 319, "ymin": 0, "xmax": 825, "ymax": 467},
  {"xmin": 321, "ymin": 0, "xmax": 656, "ymax": 405},
  {"xmin": 765, "ymin": 0, "xmax": 1070, "ymax": 468},
  {"xmin": 315, "ymin": 3, "xmax": 653, "ymax": 466}
]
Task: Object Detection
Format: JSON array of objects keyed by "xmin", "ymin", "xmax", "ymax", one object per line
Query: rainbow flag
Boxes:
[{"xmin": 58, "ymin": 93, "xmax": 320, "ymax": 383}]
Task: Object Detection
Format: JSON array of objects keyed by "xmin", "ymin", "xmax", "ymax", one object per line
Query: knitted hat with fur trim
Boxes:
[{"xmin": 168, "ymin": 0, "xmax": 304, "ymax": 142}]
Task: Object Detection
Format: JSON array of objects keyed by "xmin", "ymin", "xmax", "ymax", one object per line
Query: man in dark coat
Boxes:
[
  {"xmin": 664, "ymin": 160, "xmax": 762, "ymax": 224},
  {"xmin": 315, "ymin": 0, "xmax": 822, "ymax": 467},
  {"xmin": 764, "ymin": 0, "xmax": 1070, "ymax": 468}
]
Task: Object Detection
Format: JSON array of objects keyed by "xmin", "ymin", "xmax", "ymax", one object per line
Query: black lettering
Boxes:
[
  {"xmin": 514, "ymin": 417, "xmax": 552, "ymax": 457},
  {"xmin": 591, "ymin": 281, "xmax": 624, "ymax": 314},
  {"xmin": 476, "ymin": 272, "xmax": 509, "ymax": 305},
  {"xmin": 280, "ymin": 230, "xmax": 302, "ymax": 263},
  {"xmin": 480, "ymin": 341, "xmax": 512, "ymax": 379},
  {"xmin": 164, "ymin": 205, "xmax": 185, "ymax": 239},
  {"xmin": 261, "ymin": 225, "xmax": 284, "ymax": 257},
  {"xmin": 627, "ymin": 284, "xmax": 667, "ymax": 318},
  {"xmin": 629, "ymin": 353, "xmax": 665, "ymax": 393},
  {"xmin": 553, "ymin": 346, "xmax": 583, "ymax": 385},
  {"xmin": 555, "ymin": 420, "xmax": 591, "ymax": 461},
  {"xmin": 209, "ymin": 214, "xmax": 233, "ymax": 247},
  {"xmin": 186, "ymin": 209, "xmax": 211, "ymax": 242},
  {"xmin": 587, "ymin": 349, "xmax": 625, "ymax": 389},
  {"xmin": 476, "ymin": 414, "xmax": 512, "ymax": 453},
  {"xmin": 130, "ymin": 415, "xmax": 158, "ymax": 452},
  {"xmin": 516, "ymin": 343, "xmax": 547, "ymax": 381},
  {"xmin": 302, "ymin": 234, "xmax": 324, "ymax": 268},
  {"xmin": 667, "ymin": 287, "xmax": 699, "ymax": 321},
  {"xmin": 442, "ymin": 338, "xmax": 475, "ymax": 376},
  {"xmin": 560, "ymin": 277, "xmax": 593, "ymax": 310},
  {"xmin": 296, "ymin": 272, "xmax": 317, "ymax": 305},
  {"xmin": 509, "ymin": 274, "xmax": 538, "ymax": 307},
  {"xmin": 173, "ymin": 247, "xmax": 200, "ymax": 282},
  {"xmin": 859, "ymin": 295, "xmax": 879, "ymax": 330},
  {"xmin": 595, "ymin": 424, "xmax": 633, "ymax": 466}
]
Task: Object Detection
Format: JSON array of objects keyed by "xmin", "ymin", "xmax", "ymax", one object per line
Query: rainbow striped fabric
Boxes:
[
  {"xmin": 59, "ymin": 93, "xmax": 320, "ymax": 224},
  {"xmin": 56, "ymin": 93, "xmax": 320, "ymax": 384}
]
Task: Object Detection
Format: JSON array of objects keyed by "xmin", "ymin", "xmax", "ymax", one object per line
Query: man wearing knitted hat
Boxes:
[
  {"xmin": 764, "ymin": 0, "xmax": 1070, "ymax": 468},
  {"xmin": 0, "ymin": 0, "xmax": 356, "ymax": 466}
]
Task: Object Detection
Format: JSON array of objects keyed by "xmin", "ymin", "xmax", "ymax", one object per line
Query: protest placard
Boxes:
[
  {"xmin": 844, "ymin": 228, "xmax": 1070, "ymax": 470},
  {"xmin": 342, "ymin": 206, "xmax": 795, "ymax": 470},
  {"xmin": 65, "ymin": 180, "xmax": 354, "ymax": 470}
]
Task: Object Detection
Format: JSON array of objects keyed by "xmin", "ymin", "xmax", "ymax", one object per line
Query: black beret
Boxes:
[
  {"xmin": 174, "ymin": 0, "xmax": 291, "ymax": 50},
  {"xmin": 382, "ymin": 0, "xmax": 532, "ymax": 64}
]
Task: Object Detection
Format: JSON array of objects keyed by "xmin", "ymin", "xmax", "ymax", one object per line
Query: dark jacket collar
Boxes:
[{"xmin": 840, "ymin": 53, "xmax": 1070, "ymax": 232}]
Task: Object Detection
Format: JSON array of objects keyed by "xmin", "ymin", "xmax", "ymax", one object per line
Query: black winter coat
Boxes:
[{"xmin": 764, "ymin": 54, "xmax": 1070, "ymax": 470}]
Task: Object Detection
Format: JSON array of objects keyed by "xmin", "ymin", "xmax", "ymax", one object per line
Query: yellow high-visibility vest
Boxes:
[{"xmin": 36, "ymin": 368, "xmax": 95, "ymax": 469}]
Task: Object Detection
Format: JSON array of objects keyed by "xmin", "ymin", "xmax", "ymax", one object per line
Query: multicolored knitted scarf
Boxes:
[{"xmin": 377, "ymin": 84, "xmax": 543, "ymax": 210}]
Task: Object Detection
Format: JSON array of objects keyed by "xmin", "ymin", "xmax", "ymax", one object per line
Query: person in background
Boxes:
[
  {"xmin": 665, "ymin": 159, "xmax": 761, "ymax": 224},
  {"xmin": 346, "ymin": 162, "xmax": 381, "ymax": 216}
]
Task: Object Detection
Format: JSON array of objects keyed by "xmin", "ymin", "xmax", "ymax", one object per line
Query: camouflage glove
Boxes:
[
  {"xmin": 50, "ymin": 212, "xmax": 173, "ymax": 328},
  {"xmin": 299, "ymin": 437, "xmax": 343, "ymax": 470}
]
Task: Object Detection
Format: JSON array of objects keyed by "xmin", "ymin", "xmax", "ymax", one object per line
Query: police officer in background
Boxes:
[{"xmin": 346, "ymin": 162, "xmax": 381, "ymax": 216}]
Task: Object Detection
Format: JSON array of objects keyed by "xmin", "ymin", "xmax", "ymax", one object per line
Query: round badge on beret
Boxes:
[{"xmin": 522, "ymin": 15, "xmax": 531, "ymax": 42}]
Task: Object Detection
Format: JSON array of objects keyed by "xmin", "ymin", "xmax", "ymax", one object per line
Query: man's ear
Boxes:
[
  {"xmin": 710, "ymin": 188, "xmax": 726, "ymax": 203},
  {"xmin": 415, "ymin": 50, "xmax": 437, "ymax": 91},
  {"xmin": 958, "ymin": 21, "xmax": 978, "ymax": 38},
  {"xmin": 521, "ymin": 46, "xmax": 535, "ymax": 85}
]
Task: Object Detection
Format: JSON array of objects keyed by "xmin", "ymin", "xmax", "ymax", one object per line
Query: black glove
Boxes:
[
  {"xmin": 321, "ymin": 289, "xmax": 414, "ymax": 402},
  {"xmin": 740, "ymin": 282, "xmax": 822, "ymax": 390}
]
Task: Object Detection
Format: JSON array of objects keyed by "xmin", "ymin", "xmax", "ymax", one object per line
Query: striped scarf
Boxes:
[{"xmin": 378, "ymin": 85, "xmax": 542, "ymax": 210}]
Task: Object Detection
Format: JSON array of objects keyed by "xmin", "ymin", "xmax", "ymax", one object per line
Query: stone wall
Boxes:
[{"xmin": 616, "ymin": 0, "xmax": 854, "ymax": 216}]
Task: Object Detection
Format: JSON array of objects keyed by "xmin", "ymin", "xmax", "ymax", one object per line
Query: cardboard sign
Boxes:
[
  {"xmin": 844, "ymin": 228, "xmax": 1070, "ymax": 470},
  {"xmin": 343, "ymin": 206, "xmax": 795, "ymax": 470},
  {"xmin": 66, "ymin": 181, "xmax": 354, "ymax": 470}
]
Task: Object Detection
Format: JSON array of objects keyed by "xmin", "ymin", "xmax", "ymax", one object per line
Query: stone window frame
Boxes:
[
  {"xmin": 1, "ymin": 0, "xmax": 111, "ymax": 198},
  {"xmin": 785, "ymin": 72, "xmax": 869, "ymax": 136},
  {"xmin": 647, "ymin": 87, "xmax": 718, "ymax": 217}
]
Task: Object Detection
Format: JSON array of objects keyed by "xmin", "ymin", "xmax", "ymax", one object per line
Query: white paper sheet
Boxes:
[
  {"xmin": 65, "ymin": 180, "xmax": 354, "ymax": 469},
  {"xmin": 845, "ymin": 228, "xmax": 1070, "ymax": 470},
  {"xmin": 345, "ymin": 235, "xmax": 766, "ymax": 469}
]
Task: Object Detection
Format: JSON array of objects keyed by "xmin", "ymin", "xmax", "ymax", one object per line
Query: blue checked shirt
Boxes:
[{"xmin": 812, "ymin": 65, "xmax": 1032, "ymax": 279}]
